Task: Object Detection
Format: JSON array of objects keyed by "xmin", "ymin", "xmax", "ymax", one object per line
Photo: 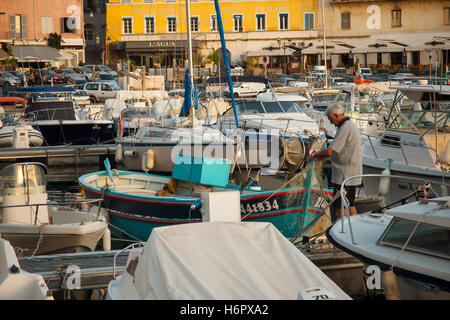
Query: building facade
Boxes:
[
  {"xmin": 84, "ymin": 0, "xmax": 107, "ymax": 64},
  {"xmin": 316, "ymin": 0, "xmax": 450, "ymax": 71},
  {"xmin": 0, "ymin": 0, "xmax": 85, "ymax": 67},
  {"xmin": 105, "ymin": 0, "xmax": 319, "ymax": 72}
]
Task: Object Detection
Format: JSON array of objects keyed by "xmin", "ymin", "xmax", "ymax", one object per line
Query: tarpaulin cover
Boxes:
[{"xmin": 133, "ymin": 222, "xmax": 351, "ymax": 300}]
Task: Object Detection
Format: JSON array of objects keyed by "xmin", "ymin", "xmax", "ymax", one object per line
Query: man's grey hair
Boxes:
[{"xmin": 326, "ymin": 104, "xmax": 345, "ymax": 117}]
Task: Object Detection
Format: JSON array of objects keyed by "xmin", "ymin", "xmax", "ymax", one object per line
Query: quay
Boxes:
[{"xmin": 0, "ymin": 144, "xmax": 117, "ymax": 182}]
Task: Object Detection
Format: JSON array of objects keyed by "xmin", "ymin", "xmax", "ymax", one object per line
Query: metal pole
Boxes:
[
  {"xmin": 185, "ymin": 0, "xmax": 196, "ymax": 128},
  {"xmin": 321, "ymin": 0, "xmax": 328, "ymax": 88}
]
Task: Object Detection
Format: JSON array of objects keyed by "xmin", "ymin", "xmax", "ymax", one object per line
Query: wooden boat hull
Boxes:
[{"xmin": 79, "ymin": 170, "xmax": 332, "ymax": 241}]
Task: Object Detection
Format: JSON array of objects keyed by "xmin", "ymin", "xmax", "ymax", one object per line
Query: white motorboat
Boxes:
[
  {"xmin": 362, "ymin": 85, "xmax": 450, "ymax": 202},
  {"xmin": 0, "ymin": 121, "xmax": 44, "ymax": 147},
  {"xmin": 0, "ymin": 162, "xmax": 110, "ymax": 256},
  {"xmin": 327, "ymin": 193, "xmax": 450, "ymax": 300},
  {"xmin": 0, "ymin": 238, "xmax": 53, "ymax": 299},
  {"xmin": 106, "ymin": 190, "xmax": 351, "ymax": 300}
]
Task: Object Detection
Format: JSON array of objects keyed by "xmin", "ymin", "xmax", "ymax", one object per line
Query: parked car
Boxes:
[
  {"xmin": 72, "ymin": 90, "xmax": 91, "ymax": 106},
  {"xmin": 0, "ymin": 72, "xmax": 21, "ymax": 87},
  {"xmin": 358, "ymin": 67, "xmax": 372, "ymax": 77},
  {"xmin": 31, "ymin": 69, "xmax": 65, "ymax": 85},
  {"xmin": 6, "ymin": 70, "xmax": 30, "ymax": 86},
  {"xmin": 97, "ymin": 72, "xmax": 119, "ymax": 86},
  {"xmin": 223, "ymin": 82, "xmax": 266, "ymax": 98},
  {"xmin": 419, "ymin": 70, "xmax": 441, "ymax": 78},
  {"xmin": 73, "ymin": 66, "xmax": 94, "ymax": 79},
  {"xmin": 331, "ymin": 67, "xmax": 347, "ymax": 77},
  {"xmin": 83, "ymin": 82, "xmax": 119, "ymax": 103},
  {"xmin": 61, "ymin": 68, "xmax": 88, "ymax": 82},
  {"xmin": 86, "ymin": 64, "xmax": 118, "ymax": 78}
]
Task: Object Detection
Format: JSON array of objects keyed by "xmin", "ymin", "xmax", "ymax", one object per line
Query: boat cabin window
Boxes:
[
  {"xmin": 236, "ymin": 102, "xmax": 265, "ymax": 115},
  {"xmin": 0, "ymin": 164, "xmax": 46, "ymax": 196},
  {"xmin": 261, "ymin": 102, "xmax": 284, "ymax": 113},
  {"xmin": 378, "ymin": 217, "xmax": 450, "ymax": 259}
]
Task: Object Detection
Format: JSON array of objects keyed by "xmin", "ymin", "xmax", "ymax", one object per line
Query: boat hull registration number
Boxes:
[{"xmin": 241, "ymin": 199, "xmax": 280, "ymax": 215}]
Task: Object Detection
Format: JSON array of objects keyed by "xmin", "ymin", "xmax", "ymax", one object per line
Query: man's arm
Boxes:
[{"xmin": 307, "ymin": 148, "xmax": 333, "ymax": 162}]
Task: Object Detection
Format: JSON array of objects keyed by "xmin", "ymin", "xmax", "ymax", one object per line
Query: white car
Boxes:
[
  {"xmin": 223, "ymin": 82, "xmax": 266, "ymax": 98},
  {"xmin": 83, "ymin": 82, "xmax": 119, "ymax": 103},
  {"xmin": 359, "ymin": 68, "xmax": 372, "ymax": 77}
]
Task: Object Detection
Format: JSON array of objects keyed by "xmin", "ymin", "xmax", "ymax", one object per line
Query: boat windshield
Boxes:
[
  {"xmin": 378, "ymin": 217, "xmax": 450, "ymax": 259},
  {"xmin": 123, "ymin": 107, "xmax": 152, "ymax": 118},
  {"xmin": 389, "ymin": 110, "xmax": 449, "ymax": 132},
  {"xmin": 313, "ymin": 93, "xmax": 339, "ymax": 102},
  {"xmin": 235, "ymin": 101, "xmax": 303, "ymax": 115},
  {"xmin": 0, "ymin": 164, "xmax": 46, "ymax": 196}
]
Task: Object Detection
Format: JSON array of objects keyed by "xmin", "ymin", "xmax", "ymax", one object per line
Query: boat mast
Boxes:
[
  {"xmin": 185, "ymin": 0, "xmax": 196, "ymax": 128},
  {"xmin": 213, "ymin": 0, "xmax": 239, "ymax": 127}
]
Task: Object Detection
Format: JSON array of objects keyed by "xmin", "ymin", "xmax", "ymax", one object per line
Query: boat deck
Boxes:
[{"xmin": 18, "ymin": 249, "xmax": 129, "ymax": 291}]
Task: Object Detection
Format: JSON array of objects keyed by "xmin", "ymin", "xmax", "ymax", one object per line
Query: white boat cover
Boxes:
[{"xmin": 133, "ymin": 222, "xmax": 351, "ymax": 300}]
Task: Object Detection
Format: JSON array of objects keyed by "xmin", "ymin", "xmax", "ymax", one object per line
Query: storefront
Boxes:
[{"xmin": 109, "ymin": 40, "xmax": 200, "ymax": 69}]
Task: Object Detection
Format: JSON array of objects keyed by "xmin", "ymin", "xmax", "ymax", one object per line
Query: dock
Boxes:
[
  {"xmin": 19, "ymin": 249, "xmax": 129, "ymax": 292},
  {"xmin": 0, "ymin": 144, "xmax": 118, "ymax": 182}
]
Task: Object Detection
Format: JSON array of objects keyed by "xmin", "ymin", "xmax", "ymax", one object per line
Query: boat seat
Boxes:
[
  {"xmin": 423, "ymin": 133, "xmax": 450, "ymax": 163},
  {"xmin": 113, "ymin": 186, "xmax": 157, "ymax": 195},
  {"xmin": 438, "ymin": 139, "xmax": 450, "ymax": 168}
]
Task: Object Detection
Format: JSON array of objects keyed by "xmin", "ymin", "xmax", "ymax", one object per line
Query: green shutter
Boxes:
[
  {"xmin": 21, "ymin": 15, "xmax": 28, "ymax": 39},
  {"xmin": 9, "ymin": 15, "xmax": 16, "ymax": 39}
]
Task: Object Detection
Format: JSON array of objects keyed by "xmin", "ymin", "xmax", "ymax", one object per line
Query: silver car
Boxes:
[{"xmin": 0, "ymin": 72, "xmax": 21, "ymax": 86}]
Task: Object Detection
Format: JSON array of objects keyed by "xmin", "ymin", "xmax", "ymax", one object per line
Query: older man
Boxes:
[{"xmin": 307, "ymin": 104, "xmax": 362, "ymax": 222}]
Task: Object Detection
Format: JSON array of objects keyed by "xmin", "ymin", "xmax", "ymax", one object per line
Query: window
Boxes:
[
  {"xmin": 392, "ymin": 10, "xmax": 401, "ymax": 27},
  {"xmin": 211, "ymin": 15, "xmax": 218, "ymax": 32},
  {"xmin": 101, "ymin": 83, "xmax": 112, "ymax": 91},
  {"xmin": 9, "ymin": 14, "xmax": 28, "ymax": 39},
  {"xmin": 84, "ymin": 25, "xmax": 94, "ymax": 42},
  {"xmin": 167, "ymin": 17, "xmax": 177, "ymax": 33},
  {"xmin": 191, "ymin": 17, "xmax": 199, "ymax": 32},
  {"xmin": 123, "ymin": 17, "xmax": 132, "ymax": 34},
  {"xmin": 145, "ymin": 17, "xmax": 155, "ymax": 34},
  {"xmin": 256, "ymin": 14, "xmax": 266, "ymax": 31},
  {"xmin": 341, "ymin": 12, "xmax": 351, "ymax": 30},
  {"xmin": 304, "ymin": 13, "xmax": 314, "ymax": 30},
  {"xmin": 279, "ymin": 13, "xmax": 289, "ymax": 30},
  {"xmin": 62, "ymin": 17, "xmax": 77, "ymax": 33},
  {"xmin": 233, "ymin": 15, "xmax": 243, "ymax": 32},
  {"xmin": 378, "ymin": 217, "xmax": 450, "ymax": 259},
  {"xmin": 41, "ymin": 17, "xmax": 54, "ymax": 34},
  {"xmin": 444, "ymin": 7, "xmax": 450, "ymax": 25},
  {"xmin": 85, "ymin": 83, "xmax": 99, "ymax": 90}
]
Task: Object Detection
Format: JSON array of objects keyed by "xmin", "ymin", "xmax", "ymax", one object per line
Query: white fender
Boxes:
[
  {"xmin": 142, "ymin": 149, "xmax": 155, "ymax": 172},
  {"xmin": 102, "ymin": 228, "xmax": 111, "ymax": 251},
  {"xmin": 378, "ymin": 166, "xmax": 391, "ymax": 196},
  {"xmin": 115, "ymin": 144, "xmax": 123, "ymax": 163}
]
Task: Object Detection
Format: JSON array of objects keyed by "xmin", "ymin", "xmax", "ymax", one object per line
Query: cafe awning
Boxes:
[
  {"xmin": 301, "ymin": 41, "xmax": 354, "ymax": 55},
  {"xmin": 11, "ymin": 45, "xmax": 62, "ymax": 62},
  {"xmin": 247, "ymin": 48, "xmax": 294, "ymax": 57},
  {"xmin": 405, "ymin": 37, "xmax": 450, "ymax": 52},
  {"xmin": 351, "ymin": 39, "xmax": 408, "ymax": 54}
]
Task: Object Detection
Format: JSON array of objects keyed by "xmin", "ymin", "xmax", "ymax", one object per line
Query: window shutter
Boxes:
[
  {"xmin": 9, "ymin": 15, "xmax": 16, "ymax": 39},
  {"xmin": 21, "ymin": 15, "xmax": 28, "ymax": 39}
]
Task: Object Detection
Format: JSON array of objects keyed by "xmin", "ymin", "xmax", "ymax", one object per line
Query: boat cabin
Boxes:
[{"xmin": 0, "ymin": 163, "xmax": 49, "ymax": 225}]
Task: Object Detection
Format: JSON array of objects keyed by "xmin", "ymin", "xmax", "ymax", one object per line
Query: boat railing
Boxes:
[
  {"xmin": 338, "ymin": 174, "xmax": 449, "ymax": 245},
  {"xmin": 112, "ymin": 242, "xmax": 145, "ymax": 280},
  {"xmin": 362, "ymin": 132, "xmax": 441, "ymax": 168}
]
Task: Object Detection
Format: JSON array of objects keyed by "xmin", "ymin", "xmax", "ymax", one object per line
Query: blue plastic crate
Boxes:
[{"xmin": 172, "ymin": 154, "xmax": 231, "ymax": 187}]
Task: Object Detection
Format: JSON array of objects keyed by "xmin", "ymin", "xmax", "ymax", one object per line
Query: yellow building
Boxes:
[{"xmin": 106, "ymin": 0, "xmax": 318, "ymax": 72}]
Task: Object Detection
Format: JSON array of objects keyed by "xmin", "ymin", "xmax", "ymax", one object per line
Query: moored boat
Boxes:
[{"xmin": 79, "ymin": 156, "xmax": 332, "ymax": 241}]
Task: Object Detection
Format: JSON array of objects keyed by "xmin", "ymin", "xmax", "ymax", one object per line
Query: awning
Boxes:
[
  {"xmin": 11, "ymin": 45, "xmax": 62, "ymax": 62},
  {"xmin": 406, "ymin": 37, "xmax": 450, "ymax": 51},
  {"xmin": 247, "ymin": 48, "xmax": 294, "ymax": 57},
  {"xmin": 302, "ymin": 41, "xmax": 354, "ymax": 55},
  {"xmin": 351, "ymin": 39, "xmax": 408, "ymax": 54}
]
